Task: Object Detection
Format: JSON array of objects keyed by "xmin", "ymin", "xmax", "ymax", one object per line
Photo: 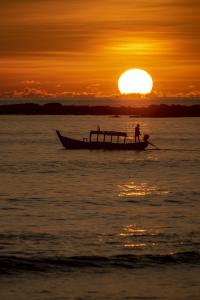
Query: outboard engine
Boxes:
[{"xmin": 143, "ymin": 134, "xmax": 150, "ymax": 143}]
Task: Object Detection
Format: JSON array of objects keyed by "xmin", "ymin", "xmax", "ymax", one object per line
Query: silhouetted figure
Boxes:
[{"xmin": 135, "ymin": 124, "xmax": 141, "ymax": 143}]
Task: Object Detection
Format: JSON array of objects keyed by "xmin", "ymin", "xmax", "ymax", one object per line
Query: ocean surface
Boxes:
[{"xmin": 0, "ymin": 115, "xmax": 200, "ymax": 299}]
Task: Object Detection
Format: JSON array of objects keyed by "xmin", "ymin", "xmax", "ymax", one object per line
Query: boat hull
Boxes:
[{"xmin": 56, "ymin": 130, "xmax": 148, "ymax": 150}]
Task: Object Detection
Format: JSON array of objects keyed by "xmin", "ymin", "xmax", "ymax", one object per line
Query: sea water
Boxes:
[{"xmin": 0, "ymin": 115, "xmax": 199, "ymax": 299}]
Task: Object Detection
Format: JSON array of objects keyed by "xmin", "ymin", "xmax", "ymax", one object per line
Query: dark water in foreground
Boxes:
[{"xmin": 0, "ymin": 116, "xmax": 199, "ymax": 299}]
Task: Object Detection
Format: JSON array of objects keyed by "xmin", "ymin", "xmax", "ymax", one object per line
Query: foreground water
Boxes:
[{"xmin": 0, "ymin": 115, "xmax": 200, "ymax": 299}]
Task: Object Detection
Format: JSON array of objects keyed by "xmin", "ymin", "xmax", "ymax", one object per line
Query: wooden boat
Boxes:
[{"xmin": 56, "ymin": 130, "xmax": 150, "ymax": 150}]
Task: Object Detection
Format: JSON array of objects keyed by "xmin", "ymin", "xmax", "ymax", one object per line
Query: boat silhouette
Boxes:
[{"xmin": 56, "ymin": 130, "xmax": 149, "ymax": 150}]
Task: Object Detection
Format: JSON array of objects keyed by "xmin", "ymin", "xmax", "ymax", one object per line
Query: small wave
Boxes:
[{"xmin": 0, "ymin": 251, "xmax": 199, "ymax": 275}]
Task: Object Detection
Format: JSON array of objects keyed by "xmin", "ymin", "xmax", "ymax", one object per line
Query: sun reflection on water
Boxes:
[
  {"xmin": 118, "ymin": 224, "xmax": 159, "ymax": 237},
  {"xmin": 117, "ymin": 224, "xmax": 160, "ymax": 248},
  {"xmin": 119, "ymin": 226, "xmax": 146, "ymax": 237},
  {"xmin": 124, "ymin": 243, "xmax": 146, "ymax": 248},
  {"xmin": 118, "ymin": 181, "xmax": 169, "ymax": 197}
]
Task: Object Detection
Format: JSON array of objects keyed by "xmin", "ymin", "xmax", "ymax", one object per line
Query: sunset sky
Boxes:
[{"xmin": 0, "ymin": 0, "xmax": 199, "ymax": 98}]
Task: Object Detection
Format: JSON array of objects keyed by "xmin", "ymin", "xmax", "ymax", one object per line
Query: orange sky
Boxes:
[{"xmin": 0, "ymin": 0, "xmax": 200, "ymax": 98}]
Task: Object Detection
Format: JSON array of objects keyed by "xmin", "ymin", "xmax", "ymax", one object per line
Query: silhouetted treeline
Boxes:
[{"xmin": 0, "ymin": 103, "xmax": 200, "ymax": 117}]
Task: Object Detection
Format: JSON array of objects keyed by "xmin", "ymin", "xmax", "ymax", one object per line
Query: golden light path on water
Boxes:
[
  {"xmin": 117, "ymin": 225, "xmax": 160, "ymax": 249},
  {"xmin": 115, "ymin": 182, "xmax": 169, "ymax": 248},
  {"xmin": 118, "ymin": 181, "xmax": 169, "ymax": 197}
]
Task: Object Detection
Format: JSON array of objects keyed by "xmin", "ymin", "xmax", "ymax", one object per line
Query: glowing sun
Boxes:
[{"xmin": 118, "ymin": 69, "xmax": 153, "ymax": 95}]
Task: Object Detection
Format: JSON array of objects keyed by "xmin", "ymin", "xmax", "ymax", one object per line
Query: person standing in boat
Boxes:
[{"xmin": 135, "ymin": 124, "xmax": 141, "ymax": 143}]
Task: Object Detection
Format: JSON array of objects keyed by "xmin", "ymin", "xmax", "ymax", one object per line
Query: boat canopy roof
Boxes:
[{"xmin": 90, "ymin": 130, "xmax": 127, "ymax": 137}]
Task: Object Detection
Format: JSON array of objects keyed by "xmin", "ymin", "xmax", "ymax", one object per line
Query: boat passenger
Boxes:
[{"xmin": 135, "ymin": 124, "xmax": 141, "ymax": 143}]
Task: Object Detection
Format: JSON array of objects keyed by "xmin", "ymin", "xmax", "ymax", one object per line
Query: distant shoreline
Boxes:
[{"xmin": 0, "ymin": 103, "xmax": 200, "ymax": 117}]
